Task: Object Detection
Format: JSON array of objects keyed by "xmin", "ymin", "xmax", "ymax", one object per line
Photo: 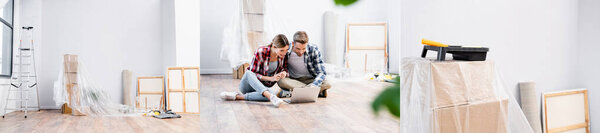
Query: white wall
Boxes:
[
  {"xmin": 387, "ymin": 0, "xmax": 401, "ymax": 73},
  {"xmin": 174, "ymin": 0, "xmax": 200, "ymax": 67},
  {"xmin": 161, "ymin": 0, "xmax": 176, "ymax": 73},
  {"xmin": 40, "ymin": 0, "xmax": 164, "ymax": 108},
  {"xmin": 577, "ymin": 0, "xmax": 600, "ymax": 132},
  {"xmin": 200, "ymin": 0, "xmax": 400, "ymax": 74},
  {"xmin": 400, "ymin": 0, "xmax": 600, "ymax": 131},
  {"xmin": 199, "ymin": 0, "xmax": 236, "ymax": 74},
  {"xmin": 401, "ymin": 0, "xmax": 579, "ymax": 100}
]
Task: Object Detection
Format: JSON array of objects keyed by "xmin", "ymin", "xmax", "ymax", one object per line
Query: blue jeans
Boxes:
[{"xmin": 239, "ymin": 71, "xmax": 270, "ymax": 101}]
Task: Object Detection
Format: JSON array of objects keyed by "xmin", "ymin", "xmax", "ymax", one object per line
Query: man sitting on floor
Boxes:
[{"xmin": 277, "ymin": 31, "xmax": 331, "ymax": 98}]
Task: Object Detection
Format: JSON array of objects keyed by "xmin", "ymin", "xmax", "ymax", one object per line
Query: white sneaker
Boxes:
[
  {"xmin": 220, "ymin": 91, "xmax": 238, "ymax": 101},
  {"xmin": 268, "ymin": 87, "xmax": 281, "ymax": 97},
  {"xmin": 270, "ymin": 95, "xmax": 284, "ymax": 107}
]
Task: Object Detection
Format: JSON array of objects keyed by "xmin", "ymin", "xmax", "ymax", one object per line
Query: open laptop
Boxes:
[{"xmin": 285, "ymin": 86, "xmax": 320, "ymax": 103}]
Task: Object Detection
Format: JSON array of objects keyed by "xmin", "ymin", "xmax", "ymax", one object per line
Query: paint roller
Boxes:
[
  {"xmin": 421, "ymin": 38, "xmax": 449, "ymax": 47},
  {"xmin": 422, "ymin": 38, "xmax": 483, "ymax": 48}
]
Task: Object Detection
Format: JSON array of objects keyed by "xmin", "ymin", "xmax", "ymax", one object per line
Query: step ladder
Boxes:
[{"xmin": 2, "ymin": 26, "xmax": 40, "ymax": 118}]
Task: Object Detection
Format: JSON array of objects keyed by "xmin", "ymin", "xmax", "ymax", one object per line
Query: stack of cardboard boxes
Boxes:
[
  {"xmin": 243, "ymin": 0, "xmax": 264, "ymax": 52},
  {"xmin": 429, "ymin": 61, "xmax": 508, "ymax": 133},
  {"xmin": 402, "ymin": 59, "xmax": 509, "ymax": 133},
  {"xmin": 61, "ymin": 54, "xmax": 85, "ymax": 116},
  {"xmin": 233, "ymin": 0, "xmax": 263, "ymax": 79}
]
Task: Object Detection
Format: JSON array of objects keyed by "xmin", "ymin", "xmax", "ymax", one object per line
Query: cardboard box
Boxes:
[
  {"xmin": 72, "ymin": 108, "xmax": 85, "ymax": 116},
  {"xmin": 433, "ymin": 99, "xmax": 508, "ymax": 133},
  {"xmin": 65, "ymin": 73, "xmax": 78, "ymax": 84},
  {"xmin": 233, "ymin": 63, "xmax": 250, "ymax": 79},
  {"xmin": 242, "ymin": 0, "xmax": 264, "ymax": 14},
  {"xmin": 66, "ymin": 84, "xmax": 85, "ymax": 116},
  {"xmin": 247, "ymin": 31, "xmax": 264, "ymax": 52},
  {"xmin": 64, "ymin": 62, "xmax": 78, "ymax": 72},
  {"xmin": 64, "ymin": 54, "xmax": 78, "ymax": 62},
  {"xmin": 232, "ymin": 68, "xmax": 239, "ymax": 79},
  {"xmin": 431, "ymin": 61, "xmax": 496, "ymax": 108},
  {"xmin": 61, "ymin": 104, "xmax": 72, "ymax": 114},
  {"xmin": 64, "ymin": 54, "xmax": 78, "ymax": 72},
  {"xmin": 245, "ymin": 14, "xmax": 263, "ymax": 32}
]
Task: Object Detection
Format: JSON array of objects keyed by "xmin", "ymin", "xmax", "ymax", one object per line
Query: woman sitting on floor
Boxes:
[{"xmin": 220, "ymin": 34, "xmax": 289, "ymax": 107}]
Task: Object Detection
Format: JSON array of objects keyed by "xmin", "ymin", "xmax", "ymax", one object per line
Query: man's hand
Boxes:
[
  {"xmin": 276, "ymin": 71, "xmax": 288, "ymax": 78},
  {"xmin": 305, "ymin": 83, "xmax": 318, "ymax": 88}
]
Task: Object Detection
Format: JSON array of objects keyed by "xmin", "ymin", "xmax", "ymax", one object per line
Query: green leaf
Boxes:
[
  {"xmin": 334, "ymin": 0, "xmax": 358, "ymax": 6},
  {"xmin": 371, "ymin": 77, "xmax": 400, "ymax": 118}
]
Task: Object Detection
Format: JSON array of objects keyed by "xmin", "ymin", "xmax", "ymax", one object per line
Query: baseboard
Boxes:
[
  {"xmin": 1, "ymin": 110, "xmax": 13, "ymax": 115},
  {"xmin": 200, "ymin": 68, "xmax": 232, "ymax": 74},
  {"xmin": 41, "ymin": 106, "xmax": 60, "ymax": 110}
]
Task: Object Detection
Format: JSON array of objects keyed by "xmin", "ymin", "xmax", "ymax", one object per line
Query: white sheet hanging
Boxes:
[
  {"xmin": 53, "ymin": 55, "xmax": 134, "ymax": 116},
  {"xmin": 220, "ymin": 0, "xmax": 252, "ymax": 69}
]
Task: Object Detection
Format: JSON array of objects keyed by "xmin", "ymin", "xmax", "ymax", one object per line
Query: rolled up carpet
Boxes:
[
  {"xmin": 122, "ymin": 70, "xmax": 133, "ymax": 106},
  {"xmin": 519, "ymin": 82, "xmax": 542, "ymax": 133}
]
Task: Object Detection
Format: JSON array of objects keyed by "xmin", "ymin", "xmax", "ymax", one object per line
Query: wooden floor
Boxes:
[{"xmin": 0, "ymin": 75, "xmax": 399, "ymax": 133}]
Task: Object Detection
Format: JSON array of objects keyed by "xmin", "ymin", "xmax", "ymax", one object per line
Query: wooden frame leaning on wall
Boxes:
[
  {"xmin": 137, "ymin": 76, "xmax": 165, "ymax": 111},
  {"xmin": 345, "ymin": 22, "xmax": 388, "ymax": 73},
  {"xmin": 542, "ymin": 89, "xmax": 590, "ymax": 133},
  {"xmin": 167, "ymin": 67, "xmax": 201, "ymax": 114}
]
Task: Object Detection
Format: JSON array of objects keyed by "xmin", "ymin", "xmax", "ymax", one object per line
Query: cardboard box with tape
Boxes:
[{"xmin": 400, "ymin": 58, "xmax": 532, "ymax": 133}]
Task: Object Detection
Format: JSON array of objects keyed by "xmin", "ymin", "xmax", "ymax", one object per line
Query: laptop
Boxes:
[{"xmin": 285, "ymin": 86, "xmax": 320, "ymax": 103}]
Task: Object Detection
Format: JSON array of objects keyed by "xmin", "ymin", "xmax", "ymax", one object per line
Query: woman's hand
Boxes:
[
  {"xmin": 264, "ymin": 76, "xmax": 281, "ymax": 82},
  {"xmin": 263, "ymin": 72, "xmax": 287, "ymax": 82},
  {"xmin": 276, "ymin": 71, "xmax": 288, "ymax": 78}
]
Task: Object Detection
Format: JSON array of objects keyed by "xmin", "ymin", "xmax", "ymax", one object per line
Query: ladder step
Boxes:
[
  {"xmin": 10, "ymin": 83, "xmax": 21, "ymax": 88},
  {"xmin": 11, "ymin": 78, "xmax": 32, "ymax": 80},
  {"xmin": 11, "ymin": 80, "xmax": 36, "ymax": 82},
  {"xmin": 8, "ymin": 89, "xmax": 33, "ymax": 91},
  {"xmin": 8, "ymin": 82, "xmax": 34, "ymax": 88},
  {"xmin": 7, "ymin": 99, "xmax": 30, "ymax": 101},
  {"xmin": 5, "ymin": 108, "xmax": 39, "ymax": 111},
  {"xmin": 29, "ymin": 83, "xmax": 37, "ymax": 88},
  {"xmin": 8, "ymin": 83, "xmax": 38, "ymax": 87},
  {"xmin": 12, "ymin": 76, "xmax": 37, "ymax": 78},
  {"xmin": 11, "ymin": 77, "xmax": 35, "ymax": 79},
  {"xmin": 16, "ymin": 55, "xmax": 32, "ymax": 57},
  {"xmin": 12, "ymin": 72, "xmax": 32, "ymax": 73},
  {"xmin": 11, "ymin": 76, "xmax": 36, "ymax": 78}
]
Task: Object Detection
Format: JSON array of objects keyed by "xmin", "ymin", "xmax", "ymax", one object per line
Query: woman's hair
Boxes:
[{"xmin": 271, "ymin": 34, "xmax": 290, "ymax": 48}]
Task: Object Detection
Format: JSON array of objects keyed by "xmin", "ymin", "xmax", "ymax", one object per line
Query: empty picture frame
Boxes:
[
  {"xmin": 542, "ymin": 89, "xmax": 590, "ymax": 133},
  {"xmin": 167, "ymin": 67, "xmax": 200, "ymax": 114},
  {"xmin": 137, "ymin": 76, "xmax": 165, "ymax": 111},
  {"xmin": 345, "ymin": 22, "xmax": 388, "ymax": 73}
]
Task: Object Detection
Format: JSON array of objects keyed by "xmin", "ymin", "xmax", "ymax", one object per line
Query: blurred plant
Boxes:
[
  {"xmin": 334, "ymin": 0, "xmax": 358, "ymax": 6},
  {"xmin": 371, "ymin": 77, "xmax": 400, "ymax": 118},
  {"xmin": 333, "ymin": 0, "xmax": 398, "ymax": 118}
]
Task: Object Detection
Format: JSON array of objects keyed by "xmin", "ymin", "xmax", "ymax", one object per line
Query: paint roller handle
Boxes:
[{"xmin": 421, "ymin": 39, "xmax": 449, "ymax": 47}]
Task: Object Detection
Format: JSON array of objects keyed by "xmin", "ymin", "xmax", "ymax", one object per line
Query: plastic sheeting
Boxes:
[
  {"xmin": 221, "ymin": 0, "xmax": 321, "ymax": 69},
  {"xmin": 53, "ymin": 55, "xmax": 134, "ymax": 116},
  {"xmin": 519, "ymin": 82, "xmax": 543, "ymax": 133},
  {"xmin": 220, "ymin": 0, "xmax": 252, "ymax": 69},
  {"xmin": 400, "ymin": 57, "xmax": 533, "ymax": 133}
]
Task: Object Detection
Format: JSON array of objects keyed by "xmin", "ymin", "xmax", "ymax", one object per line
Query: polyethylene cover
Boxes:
[{"xmin": 400, "ymin": 57, "xmax": 533, "ymax": 133}]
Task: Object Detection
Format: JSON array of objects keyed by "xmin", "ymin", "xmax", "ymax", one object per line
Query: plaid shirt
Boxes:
[
  {"xmin": 247, "ymin": 45, "xmax": 288, "ymax": 87},
  {"xmin": 287, "ymin": 43, "xmax": 327, "ymax": 86}
]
